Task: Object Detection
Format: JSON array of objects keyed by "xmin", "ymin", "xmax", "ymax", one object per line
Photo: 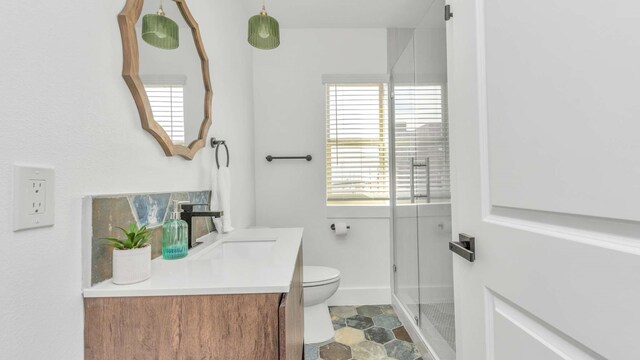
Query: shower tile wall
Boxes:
[{"xmin": 90, "ymin": 191, "xmax": 213, "ymax": 285}]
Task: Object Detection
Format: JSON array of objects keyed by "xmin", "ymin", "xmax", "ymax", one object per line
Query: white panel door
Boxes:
[{"xmin": 447, "ymin": 0, "xmax": 640, "ymax": 359}]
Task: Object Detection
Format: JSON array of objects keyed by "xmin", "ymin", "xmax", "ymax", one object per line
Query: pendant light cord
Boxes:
[{"xmin": 157, "ymin": 0, "xmax": 165, "ymax": 16}]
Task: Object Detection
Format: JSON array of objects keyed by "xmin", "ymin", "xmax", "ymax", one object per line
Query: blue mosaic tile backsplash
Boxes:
[
  {"xmin": 130, "ymin": 193, "xmax": 172, "ymax": 228},
  {"xmin": 91, "ymin": 191, "xmax": 213, "ymax": 285}
]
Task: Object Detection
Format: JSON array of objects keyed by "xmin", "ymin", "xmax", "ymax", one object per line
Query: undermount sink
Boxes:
[{"xmin": 191, "ymin": 238, "xmax": 277, "ymax": 260}]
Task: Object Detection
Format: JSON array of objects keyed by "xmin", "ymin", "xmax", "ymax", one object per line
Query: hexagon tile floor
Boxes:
[{"xmin": 304, "ymin": 305, "xmax": 432, "ymax": 360}]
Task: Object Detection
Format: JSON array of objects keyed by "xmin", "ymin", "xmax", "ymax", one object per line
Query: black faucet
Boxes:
[{"xmin": 179, "ymin": 203, "xmax": 223, "ymax": 249}]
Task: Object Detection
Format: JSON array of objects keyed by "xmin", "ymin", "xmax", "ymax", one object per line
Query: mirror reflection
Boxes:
[{"xmin": 137, "ymin": 0, "xmax": 206, "ymax": 146}]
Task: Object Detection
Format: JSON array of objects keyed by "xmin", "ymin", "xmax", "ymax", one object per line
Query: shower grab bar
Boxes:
[{"xmin": 410, "ymin": 157, "xmax": 431, "ymax": 203}]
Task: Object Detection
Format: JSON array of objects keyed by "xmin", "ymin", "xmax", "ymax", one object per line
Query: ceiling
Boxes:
[{"xmin": 244, "ymin": 0, "xmax": 435, "ymax": 29}]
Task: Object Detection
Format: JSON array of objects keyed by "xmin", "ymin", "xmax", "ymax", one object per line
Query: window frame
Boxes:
[{"xmin": 325, "ymin": 82, "xmax": 390, "ymax": 205}]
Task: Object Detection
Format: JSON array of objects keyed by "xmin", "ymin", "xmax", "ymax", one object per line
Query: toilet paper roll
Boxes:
[{"xmin": 334, "ymin": 222, "xmax": 349, "ymax": 235}]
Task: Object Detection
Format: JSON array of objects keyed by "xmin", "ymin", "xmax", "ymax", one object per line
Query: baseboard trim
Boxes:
[{"xmin": 327, "ymin": 286, "xmax": 391, "ymax": 306}]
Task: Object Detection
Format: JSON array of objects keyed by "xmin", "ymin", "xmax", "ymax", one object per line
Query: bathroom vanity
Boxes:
[{"xmin": 83, "ymin": 228, "xmax": 304, "ymax": 360}]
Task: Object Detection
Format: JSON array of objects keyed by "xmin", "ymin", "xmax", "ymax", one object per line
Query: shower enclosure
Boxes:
[{"xmin": 390, "ymin": 2, "xmax": 455, "ymax": 359}]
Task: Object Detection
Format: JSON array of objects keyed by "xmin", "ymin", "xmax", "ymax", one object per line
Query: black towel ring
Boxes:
[{"xmin": 211, "ymin": 138, "xmax": 230, "ymax": 169}]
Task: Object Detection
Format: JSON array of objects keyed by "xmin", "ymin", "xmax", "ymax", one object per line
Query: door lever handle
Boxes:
[{"xmin": 449, "ymin": 233, "xmax": 475, "ymax": 262}]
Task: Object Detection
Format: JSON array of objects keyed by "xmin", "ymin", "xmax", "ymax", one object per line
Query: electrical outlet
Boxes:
[
  {"xmin": 13, "ymin": 165, "xmax": 55, "ymax": 231},
  {"xmin": 29, "ymin": 180, "xmax": 47, "ymax": 215}
]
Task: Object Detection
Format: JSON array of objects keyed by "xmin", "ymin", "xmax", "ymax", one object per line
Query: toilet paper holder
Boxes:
[{"xmin": 330, "ymin": 224, "xmax": 351, "ymax": 231}]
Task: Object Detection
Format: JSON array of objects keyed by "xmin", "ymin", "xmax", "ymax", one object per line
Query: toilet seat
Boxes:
[{"xmin": 303, "ymin": 266, "xmax": 340, "ymax": 287}]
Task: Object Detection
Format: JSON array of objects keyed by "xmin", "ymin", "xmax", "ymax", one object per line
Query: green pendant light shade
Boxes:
[
  {"xmin": 248, "ymin": 7, "xmax": 280, "ymax": 50},
  {"xmin": 142, "ymin": 4, "xmax": 179, "ymax": 50}
]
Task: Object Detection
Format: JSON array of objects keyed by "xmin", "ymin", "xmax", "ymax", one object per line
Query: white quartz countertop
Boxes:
[{"xmin": 83, "ymin": 228, "xmax": 303, "ymax": 298}]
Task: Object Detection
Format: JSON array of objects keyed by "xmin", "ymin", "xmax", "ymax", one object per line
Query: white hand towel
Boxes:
[
  {"xmin": 210, "ymin": 166, "xmax": 224, "ymax": 233},
  {"xmin": 218, "ymin": 167, "xmax": 234, "ymax": 232},
  {"xmin": 214, "ymin": 166, "xmax": 234, "ymax": 233}
]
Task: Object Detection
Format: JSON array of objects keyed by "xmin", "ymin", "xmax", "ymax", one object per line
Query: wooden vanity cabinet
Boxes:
[
  {"xmin": 84, "ymin": 246, "xmax": 303, "ymax": 360},
  {"xmin": 279, "ymin": 246, "xmax": 304, "ymax": 360}
]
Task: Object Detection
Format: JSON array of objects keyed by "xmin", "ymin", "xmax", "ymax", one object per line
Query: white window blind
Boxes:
[
  {"xmin": 144, "ymin": 84, "xmax": 185, "ymax": 145},
  {"xmin": 326, "ymin": 83, "xmax": 389, "ymax": 203},
  {"xmin": 394, "ymin": 84, "xmax": 450, "ymax": 202}
]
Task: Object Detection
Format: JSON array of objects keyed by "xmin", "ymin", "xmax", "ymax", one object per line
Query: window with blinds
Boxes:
[
  {"xmin": 394, "ymin": 84, "xmax": 450, "ymax": 203},
  {"xmin": 326, "ymin": 83, "xmax": 389, "ymax": 203},
  {"xmin": 144, "ymin": 84, "xmax": 185, "ymax": 145}
]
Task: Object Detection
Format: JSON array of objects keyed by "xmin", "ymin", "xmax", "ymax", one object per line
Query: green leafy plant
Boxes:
[{"xmin": 104, "ymin": 223, "xmax": 152, "ymax": 250}]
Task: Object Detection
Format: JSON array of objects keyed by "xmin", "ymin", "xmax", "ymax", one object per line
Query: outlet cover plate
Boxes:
[{"xmin": 13, "ymin": 165, "xmax": 55, "ymax": 231}]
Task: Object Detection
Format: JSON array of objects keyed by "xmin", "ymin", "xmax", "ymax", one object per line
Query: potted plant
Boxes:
[{"xmin": 104, "ymin": 224, "xmax": 152, "ymax": 285}]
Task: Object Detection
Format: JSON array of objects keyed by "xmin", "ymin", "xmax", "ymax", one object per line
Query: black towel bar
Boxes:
[{"xmin": 266, "ymin": 155, "xmax": 312, "ymax": 162}]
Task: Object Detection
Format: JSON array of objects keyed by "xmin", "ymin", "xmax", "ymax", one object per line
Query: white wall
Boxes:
[
  {"xmin": 253, "ymin": 29, "xmax": 391, "ymax": 305},
  {"xmin": 414, "ymin": 0, "xmax": 447, "ymax": 84},
  {"xmin": 0, "ymin": 0, "xmax": 255, "ymax": 358},
  {"xmin": 387, "ymin": 28, "xmax": 415, "ymax": 73}
]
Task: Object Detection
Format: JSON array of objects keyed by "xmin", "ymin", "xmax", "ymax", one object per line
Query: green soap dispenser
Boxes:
[{"xmin": 162, "ymin": 201, "xmax": 189, "ymax": 260}]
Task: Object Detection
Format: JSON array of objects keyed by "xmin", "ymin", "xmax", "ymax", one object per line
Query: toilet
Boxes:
[{"xmin": 303, "ymin": 266, "xmax": 341, "ymax": 344}]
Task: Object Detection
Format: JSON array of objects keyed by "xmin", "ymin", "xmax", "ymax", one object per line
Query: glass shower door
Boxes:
[
  {"xmin": 414, "ymin": 1, "xmax": 455, "ymax": 358},
  {"xmin": 391, "ymin": 2, "xmax": 455, "ymax": 359},
  {"xmin": 392, "ymin": 37, "xmax": 420, "ymax": 321}
]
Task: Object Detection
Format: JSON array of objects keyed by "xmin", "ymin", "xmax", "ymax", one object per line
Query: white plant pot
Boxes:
[{"xmin": 112, "ymin": 246, "xmax": 151, "ymax": 285}]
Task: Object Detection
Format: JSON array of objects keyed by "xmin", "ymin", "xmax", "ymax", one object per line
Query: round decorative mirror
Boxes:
[{"xmin": 118, "ymin": 0, "xmax": 212, "ymax": 160}]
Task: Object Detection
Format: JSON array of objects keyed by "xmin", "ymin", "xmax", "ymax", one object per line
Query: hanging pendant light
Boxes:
[
  {"xmin": 248, "ymin": 3, "xmax": 280, "ymax": 50},
  {"xmin": 142, "ymin": 0, "xmax": 179, "ymax": 50}
]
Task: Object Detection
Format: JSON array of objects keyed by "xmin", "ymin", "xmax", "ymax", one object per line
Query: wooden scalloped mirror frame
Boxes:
[{"xmin": 117, "ymin": 0, "xmax": 212, "ymax": 160}]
